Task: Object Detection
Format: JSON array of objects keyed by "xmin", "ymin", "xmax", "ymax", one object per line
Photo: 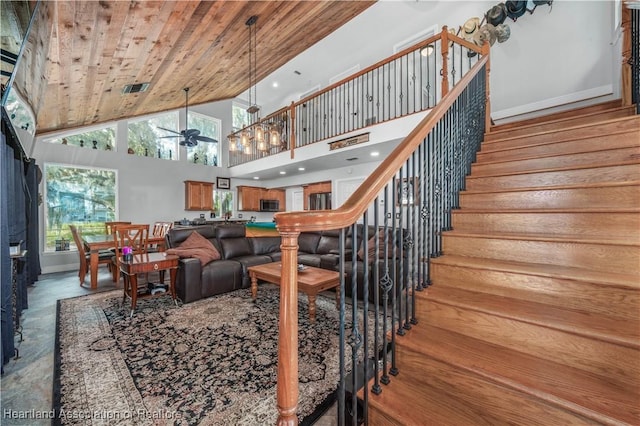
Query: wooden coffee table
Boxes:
[{"xmin": 248, "ymin": 262, "xmax": 341, "ymax": 322}]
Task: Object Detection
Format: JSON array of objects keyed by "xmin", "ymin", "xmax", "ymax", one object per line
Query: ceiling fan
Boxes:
[{"xmin": 158, "ymin": 88, "xmax": 218, "ymax": 147}]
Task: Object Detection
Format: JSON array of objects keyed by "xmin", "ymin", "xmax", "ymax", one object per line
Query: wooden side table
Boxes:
[{"xmin": 119, "ymin": 252, "xmax": 179, "ymax": 317}]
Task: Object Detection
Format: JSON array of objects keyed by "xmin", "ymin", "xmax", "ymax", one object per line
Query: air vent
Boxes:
[
  {"xmin": 346, "ymin": 157, "xmax": 359, "ymax": 161},
  {"xmin": 122, "ymin": 82, "xmax": 150, "ymax": 94}
]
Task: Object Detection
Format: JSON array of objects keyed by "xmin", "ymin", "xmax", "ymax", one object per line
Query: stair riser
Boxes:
[
  {"xmin": 484, "ymin": 108, "xmax": 636, "ymax": 142},
  {"xmin": 415, "ymin": 300, "xmax": 640, "ymax": 386},
  {"xmin": 490, "ymin": 100, "xmax": 623, "ymax": 132},
  {"xmin": 459, "ymin": 185, "xmax": 640, "ymax": 210},
  {"xmin": 441, "ymin": 235, "xmax": 640, "ymax": 274},
  {"xmin": 465, "ymin": 164, "xmax": 640, "ymax": 191},
  {"xmin": 430, "ymin": 262, "xmax": 640, "ymax": 320},
  {"xmin": 472, "ymin": 147, "xmax": 640, "ymax": 176},
  {"xmin": 481, "ymin": 117, "xmax": 640, "ymax": 150},
  {"xmin": 451, "ymin": 212, "xmax": 640, "ymax": 239}
]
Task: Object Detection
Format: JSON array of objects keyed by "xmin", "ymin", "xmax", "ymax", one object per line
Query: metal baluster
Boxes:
[
  {"xmin": 338, "ymin": 228, "xmax": 346, "ymax": 426},
  {"xmin": 397, "ymin": 165, "xmax": 406, "ymax": 336},
  {"xmin": 390, "ymin": 178, "xmax": 399, "ymax": 376},
  {"xmin": 371, "ymin": 197, "xmax": 382, "ymax": 396},
  {"xmin": 348, "ymin": 222, "xmax": 360, "ymax": 426},
  {"xmin": 379, "ymin": 185, "xmax": 392, "ymax": 386}
]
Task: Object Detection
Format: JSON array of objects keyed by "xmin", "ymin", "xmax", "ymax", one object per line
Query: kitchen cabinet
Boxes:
[
  {"xmin": 237, "ymin": 186, "xmax": 262, "ymax": 211},
  {"xmin": 238, "ymin": 186, "xmax": 286, "ymax": 211},
  {"xmin": 185, "ymin": 180, "xmax": 213, "ymax": 210}
]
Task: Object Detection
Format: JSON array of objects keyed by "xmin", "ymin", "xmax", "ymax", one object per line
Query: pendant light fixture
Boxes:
[{"xmin": 246, "ymin": 15, "xmax": 260, "ymax": 119}]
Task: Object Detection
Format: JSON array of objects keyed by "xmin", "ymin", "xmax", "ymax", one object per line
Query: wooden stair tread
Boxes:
[
  {"xmin": 460, "ymin": 180, "xmax": 640, "ymax": 195},
  {"xmin": 489, "ymin": 100, "xmax": 624, "ymax": 132},
  {"xmin": 366, "ymin": 348, "xmax": 606, "ymax": 426},
  {"xmin": 422, "ymin": 286, "xmax": 640, "ymax": 348},
  {"xmin": 481, "ymin": 115, "xmax": 640, "ymax": 145},
  {"xmin": 392, "ymin": 323, "xmax": 640, "ymax": 425},
  {"xmin": 443, "ymin": 229, "xmax": 640, "ymax": 246},
  {"xmin": 430, "ymin": 255, "xmax": 640, "ymax": 288},
  {"xmin": 452, "ymin": 207, "xmax": 640, "ymax": 214},
  {"xmin": 474, "ymin": 145, "xmax": 640, "ymax": 167},
  {"xmin": 466, "ymin": 159, "xmax": 640, "ymax": 179},
  {"xmin": 486, "ymin": 106, "xmax": 637, "ymax": 140}
]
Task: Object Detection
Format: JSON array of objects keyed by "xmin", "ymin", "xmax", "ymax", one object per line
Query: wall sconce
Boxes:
[{"xmin": 420, "ymin": 44, "xmax": 435, "ymax": 57}]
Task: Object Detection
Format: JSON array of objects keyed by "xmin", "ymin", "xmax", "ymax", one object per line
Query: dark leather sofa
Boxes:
[{"xmin": 165, "ymin": 223, "xmax": 405, "ymax": 304}]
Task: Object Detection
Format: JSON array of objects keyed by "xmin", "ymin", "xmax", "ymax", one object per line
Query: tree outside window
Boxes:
[
  {"xmin": 213, "ymin": 190, "xmax": 233, "ymax": 218},
  {"xmin": 186, "ymin": 112, "xmax": 220, "ymax": 166},
  {"xmin": 44, "ymin": 164, "xmax": 117, "ymax": 252},
  {"xmin": 128, "ymin": 111, "xmax": 179, "ymax": 159},
  {"xmin": 44, "ymin": 125, "xmax": 116, "ymax": 151}
]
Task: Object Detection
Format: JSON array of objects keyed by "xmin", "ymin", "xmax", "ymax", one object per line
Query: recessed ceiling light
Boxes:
[
  {"xmin": 253, "ymin": 176, "xmax": 260, "ymax": 180},
  {"xmin": 272, "ymin": 82, "xmax": 279, "ymax": 88},
  {"xmin": 279, "ymin": 171, "xmax": 286, "ymax": 175},
  {"xmin": 370, "ymin": 151, "xmax": 380, "ymax": 157},
  {"xmin": 298, "ymin": 167, "xmax": 305, "ymax": 171}
]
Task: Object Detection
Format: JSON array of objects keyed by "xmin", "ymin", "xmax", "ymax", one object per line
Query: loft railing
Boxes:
[
  {"xmin": 272, "ymin": 35, "xmax": 489, "ymax": 425},
  {"xmin": 227, "ymin": 27, "xmax": 485, "ymax": 167}
]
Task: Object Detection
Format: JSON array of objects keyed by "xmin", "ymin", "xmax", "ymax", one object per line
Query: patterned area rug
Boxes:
[{"xmin": 53, "ymin": 285, "xmax": 350, "ymax": 425}]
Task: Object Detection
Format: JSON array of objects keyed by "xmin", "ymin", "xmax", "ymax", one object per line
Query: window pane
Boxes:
[
  {"xmin": 128, "ymin": 111, "xmax": 179, "ymax": 160},
  {"xmin": 232, "ymin": 103, "xmax": 250, "ymax": 132},
  {"xmin": 213, "ymin": 190, "xmax": 233, "ymax": 218},
  {"xmin": 186, "ymin": 112, "xmax": 220, "ymax": 166},
  {"xmin": 44, "ymin": 126, "xmax": 116, "ymax": 151},
  {"xmin": 44, "ymin": 164, "xmax": 117, "ymax": 252}
]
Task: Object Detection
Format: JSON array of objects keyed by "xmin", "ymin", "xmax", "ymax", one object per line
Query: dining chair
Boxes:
[
  {"xmin": 149, "ymin": 221, "xmax": 174, "ymax": 252},
  {"xmin": 69, "ymin": 225, "xmax": 112, "ymax": 286},
  {"xmin": 105, "ymin": 221, "xmax": 132, "ymax": 235},
  {"xmin": 111, "ymin": 224, "xmax": 150, "ymax": 284}
]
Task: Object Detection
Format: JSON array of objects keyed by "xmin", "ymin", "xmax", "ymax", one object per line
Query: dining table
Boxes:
[{"xmin": 82, "ymin": 234, "xmax": 166, "ymax": 289}]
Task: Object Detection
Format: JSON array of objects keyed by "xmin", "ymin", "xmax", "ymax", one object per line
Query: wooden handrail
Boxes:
[{"xmin": 274, "ymin": 55, "xmax": 488, "ymax": 233}]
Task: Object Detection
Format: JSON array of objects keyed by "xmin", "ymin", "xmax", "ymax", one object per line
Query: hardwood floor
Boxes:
[{"xmin": 0, "ymin": 269, "xmax": 338, "ymax": 425}]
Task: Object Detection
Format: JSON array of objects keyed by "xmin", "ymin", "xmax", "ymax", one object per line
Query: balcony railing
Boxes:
[{"xmin": 227, "ymin": 27, "xmax": 485, "ymax": 167}]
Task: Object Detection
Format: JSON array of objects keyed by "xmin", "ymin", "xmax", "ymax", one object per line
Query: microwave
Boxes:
[{"xmin": 260, "ymin": 199, "xmax": 279, "ymax": 212}]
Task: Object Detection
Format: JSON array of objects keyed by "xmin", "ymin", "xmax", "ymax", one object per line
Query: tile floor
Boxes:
[{"xmin": 0, "ymin": 268, "xmax": 337, "ymax": 425}]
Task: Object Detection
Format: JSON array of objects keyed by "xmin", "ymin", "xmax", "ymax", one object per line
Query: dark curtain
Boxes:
[{"xmin": 1, "ymin": 110, "xmax": 41, "ymax": 367}]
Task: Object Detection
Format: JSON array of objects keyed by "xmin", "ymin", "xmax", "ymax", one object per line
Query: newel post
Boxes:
[
  {"xmin": 482, "ymin": 42, "xmax": 492, "ymax": 132},
  {"xmin": 277, "ymin": 230, "xmax": 300, "ymax": 425},
  {"xmin": 440, "ymin": 26, "xmax": 450, "ymax": 97}
]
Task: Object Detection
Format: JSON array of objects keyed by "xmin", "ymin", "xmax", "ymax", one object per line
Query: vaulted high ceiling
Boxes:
[{"xmin": 11, "ymin": 1, "xmax": 375, "ymax": 136}]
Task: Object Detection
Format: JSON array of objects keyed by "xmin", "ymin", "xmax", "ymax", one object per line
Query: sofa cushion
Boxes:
[
  {"xmin": 215, "ymin": 224, "xmax": 246, "ymax": 239},
  {"xmin": 297, "ymin": 253, "xmax": 322, "ymax": 268},
  {"xmin": 201, "ymin": 260, "xmax": 243, "ymax": 297},
  {"xmin": 357, "ymin": 231, "xmax": 395, "ymax": 261},
  {"xmin": 251, "ymin": 237, "xmax": 282, "ymax": 256},
  {"xmin": 166, "ymin": 225, "xmax": 216, "ymax": 248},
  {"xmin": 298, "ymin": 232, "xmax": 321, "ymax": 254},
  {"xmin": 220, "ymin": 238, "xmax": 253, "ymax": 259},
  {"xmin": 166, "ymin": 230, "xmax": 221, "ymax": 266}
]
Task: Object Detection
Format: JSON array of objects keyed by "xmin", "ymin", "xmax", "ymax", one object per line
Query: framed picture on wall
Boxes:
[
  {"xmin": 216, "ymin": 177, "xmax": 230, "ymax": 189},
  {"xmin": 396, "ymin": 177, "xmax": 418, "ymax": 205}
]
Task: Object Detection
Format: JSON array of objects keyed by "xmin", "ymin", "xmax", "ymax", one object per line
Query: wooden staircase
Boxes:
[{"xmin": 367, "ymin": 102, "xmax": 640, "ymax": 425}]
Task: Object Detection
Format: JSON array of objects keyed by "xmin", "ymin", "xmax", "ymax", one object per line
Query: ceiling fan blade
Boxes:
[
  {"xmin": 195, "ymin": 135, "xmax": 218, "ymax": 143},
  {"xmin": 157, "ymin": 126, "xmax": 181, "ymax": 135},
  {"xmin": 184, "ymin": 128, "xmax": 201, "ymax": 137}
]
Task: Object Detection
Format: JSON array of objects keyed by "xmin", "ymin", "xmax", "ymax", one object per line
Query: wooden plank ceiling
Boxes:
[{"xmin": 15, "ymin": 1, "xmax": 374, "ymax": 136}]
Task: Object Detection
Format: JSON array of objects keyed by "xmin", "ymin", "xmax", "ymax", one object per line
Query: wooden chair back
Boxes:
[
  {"xmin": 69, "ymin": 224, "xmax": 87, "ymax": 267},
  {"xmin": 152, "ymin": 221, "xmax": 173, "ymax": 237},
  {"xmin": 105, "ymin": 221, "xmax": 132, "ymax": 235},
  {"xmin": 112, "ymin": 224, "xmax": 149, "ymax": 256}
]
